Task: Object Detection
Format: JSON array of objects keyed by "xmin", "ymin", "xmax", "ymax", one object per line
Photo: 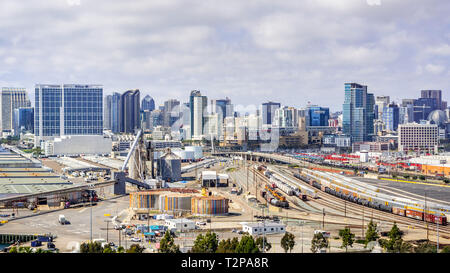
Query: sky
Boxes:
[{"xmin": 0, "ymin": 0, "xmax": 449, "ymax": 112}]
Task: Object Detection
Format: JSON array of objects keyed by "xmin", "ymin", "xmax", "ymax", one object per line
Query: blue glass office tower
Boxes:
[
  {"xmin": 141, "ymin": 95, "xmax": 155, "ymax": 112},
  {"xmin": 13, "ymin": 107, "xmax": 34, "ymax": 136},
  {"xmin": 35, "ymin": 84, "xmax": 103, "ymax": 146},
  {"xmin": 120, "ymin": 89, "xmax": 140, "ymax": 133},
  {"xmin": 413, "ymin": 98, "xmax": 437, "ymax": 122},
  {"xmin": 342, "ymin": 83, "xmax": 375, "ymax": 143},
  {"xmin": 262, "ymin": 102, "xmax": 281, "ymax": 125},
  {"xmin": 307, "ymin": 106, "xmax": 330, "ymax": 126},
  {"xmin": 110, "ymin": 92, "xmax": 121, "ymax": 133},
  {"xmin": 382, "ymin": 103, "xmax": 399, "ymax": 132}
]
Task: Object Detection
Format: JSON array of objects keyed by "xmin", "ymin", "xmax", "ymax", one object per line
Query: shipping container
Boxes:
[{"xmin": 406, "ymin": 209, "xmax": 423, "ymax": 221}]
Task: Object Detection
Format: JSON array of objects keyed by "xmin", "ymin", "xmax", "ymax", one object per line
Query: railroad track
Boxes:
[{"xmin": 264, "ymin": 166, "xmax": 450, "ymax": 237}]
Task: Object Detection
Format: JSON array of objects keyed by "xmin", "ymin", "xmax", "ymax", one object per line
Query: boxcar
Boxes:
[{"xmin": 406, "ymin": 209, "xmax": 423, "ymax": 221}]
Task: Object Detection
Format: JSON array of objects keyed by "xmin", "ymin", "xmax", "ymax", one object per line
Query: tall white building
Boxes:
[
  {"xmin": 190, "ymin": 90, "xmax": 207, "ymax": 140},
  {"xmin": 375, "ymin": 95, "xmax": 390, "ymax": 120},
  {"xmin": 398, "ymin": 123, "xmax": 439, "ymax": 153},
  {"xmin": 0, "ymin": 87, "xmax": 31, "ymax": 136}
]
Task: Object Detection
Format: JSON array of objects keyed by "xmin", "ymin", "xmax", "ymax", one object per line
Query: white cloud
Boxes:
[
  {"xmin": 424, "ymin": 64, "xmax": 445, "ymax": 74},
  {"xmin": 0, "ymin": 0, "xmax": 449, "ymax": 110}
]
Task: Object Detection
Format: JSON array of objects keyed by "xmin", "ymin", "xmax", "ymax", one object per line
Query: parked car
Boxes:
[
  {"xmin": 196, "ymin": 221, "xmax": 206, "ymax": 226},
  {"xmin": 131, "ymin": 237, "xmax": 141, "ymax": 242}
]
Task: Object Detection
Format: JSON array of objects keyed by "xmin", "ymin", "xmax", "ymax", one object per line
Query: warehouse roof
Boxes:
[{"xmin": 202, "ymin": 171, "xmax": 217, "ymax": 180}]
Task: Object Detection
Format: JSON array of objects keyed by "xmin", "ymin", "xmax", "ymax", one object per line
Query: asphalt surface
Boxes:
[{"xmin": 354, "ymin": 177, "xmax": 450, "ymax": 204}]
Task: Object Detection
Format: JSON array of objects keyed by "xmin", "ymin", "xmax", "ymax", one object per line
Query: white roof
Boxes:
[
  {"xmin": 202, "ymin": 171, "xmax": 217, "ymax": 180},
  {"xmin": 165, "ymin": 218, "xmax": 194, "ymax": 224},
  {"xmin": 240, "ymin": 222, "xmax": 286, "ymax": 228},
  {"xmin": 218, "ymin": 173, "xmax": 229, "ymax": 180}
]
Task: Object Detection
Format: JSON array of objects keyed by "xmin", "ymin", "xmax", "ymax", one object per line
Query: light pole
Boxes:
[
  {"xmin": 437, "ymin": 221, "xmax": 439, "ymax": 252},
  {"xmin": 104, "ymin": 214, "xmax": 111, "ymax": 243}
]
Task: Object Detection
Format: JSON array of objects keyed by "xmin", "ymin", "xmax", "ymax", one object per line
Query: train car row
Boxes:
[
  {"xmin": 266, "ymin": 167, "xmax": 318, "ymax": 199},
  {"xmin": 301, "ymin": 168, "xmax": 450, "ymax": 215},
  {"xmin": 261, "ymin": 185, "xmax": 289, "ymax": 208},
  {"xmin": 297, "ymin": 170, "xmax": 447, "ymax": 226},
  {"xmin": 269, "ymin": 176, "xmax": 308, "ymax": 201}
]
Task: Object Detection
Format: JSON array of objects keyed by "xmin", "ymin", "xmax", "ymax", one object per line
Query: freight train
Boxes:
[
  {"xmin": 261, "ymin": 185, "xmax": 289, "ymax": 208},
  {"xmin": 296, "ymin": 169, "xmax": 448, "ymax": 226},
  {"xmin": 266, "ymin": 167, "xmax": 317, "ymax": 199}
]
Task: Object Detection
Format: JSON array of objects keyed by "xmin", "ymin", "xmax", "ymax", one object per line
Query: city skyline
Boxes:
[{"xmin": 0, "ymin": 1, "xmax": 450, "ymax": 111}]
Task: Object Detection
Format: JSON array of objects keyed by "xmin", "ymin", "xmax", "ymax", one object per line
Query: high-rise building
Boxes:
[
  {"xmin": 306, "ymin": 105, "xmax": 330, "ymax": 127},
  {"xmin": 163, "ymin": 99, "xmax": 180, "ymax": 127},
  {"xmin": 262, "ymin": 102, "xmax": 281, "ymax": 125},
  {"xmin": 1, "ymin": 87, "xmax": 31, "ymax": 135},
  {"xmin": 120, "ymin": 89, "xmax": 140, "ymax": 133},
  {"xmin": 141, "ymin": 95, "xmax": 155, "ymax": 112},
  {"xmin": 211, "ymin": 98, "xmax": 233, "ymax": 121},
  {"xmin": 103, "ymin": 95, "xmax": 112, "ymax": 130},
  {"xmin": 398, "ymin": 123, "xmax": 439, "ymax": 153},
  {"xmin": 110, "ymin": 93, "xmax": 121, "ymax": 133},
  {"xmin": 34, "ymin": 84, "xmax": 103, "ymax": 146},
  {"xmin": 189, "ymin": 90, "xmax": 207, "ymax": 139},
  {"xmin": 382, "ymin": 103, "xmax": 399, "ymax": 132},
  {"xmin": 342, "ymin": 83, "xmax": 375, "ymax": 143},
  {"xmin": 421, "ymin": 90, "xmax": 445, "ymax": 110},
  {"xmin": 13, "ymin": 107, "xmax": 34, "ymax": 136},
  {"xmin": 274, "ymin": 106, "xmax": 298, "ymax": 129},
  {"xmin": 375, "ymin": 96, "xmax": 390, "ymax": 120},
  {"xmin": 413, "ymin": 98, "xmax": 437, "ymax": 123}
]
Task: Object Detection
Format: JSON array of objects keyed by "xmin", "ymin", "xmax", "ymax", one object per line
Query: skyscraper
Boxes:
[
  {"xmin": 141, "ymin": 95, "xmax": 155, "ymax": 112},
  {"xmin": 163, "ymin": 99, "xmax": 180, "ymax": 127},
  {"xmin": 375, "ymin": 96, "xmax": 390, "ymax": 120},
  {"xmin": 103, "ymin": 95, "xmax": 112, "ymax": 130},
  {"xmin": 35, "ymin": 84, "xmax": 103, "ymax": 146},
  {"xmin": 120, "ymin": 89, "xmax": 140, "ymax": 133},
  {"xmin": 110, "ymin": 92, "xmax": 121, "ymax": 133},
  {"xmin": 211, "ymin": 98, "xmax": 233, "ymax": 120},
  {"xmin": 1, "ymin": 87, "xmax": 31, "ymax": 135},
  {"xmin": 306, "ymin": 105, "xmax": 330, "ymax": 127},
  {"xmin": 413, "ymin": 98, "xmax": 437, "ymax": 122},
  {"xmin": 13, "ymin": 107, "xmax": 34, "ymax": 136},
  {"xmin": 262, "ymin": 102, "xmax": 281, "ymax": 125},
  {"xmin": 342, "ymin": 83, "xmax": 375, "ymax": 142},
  {"xmin": 421, "ymin": 90, "xmax": 443, "ymax": 110},
  {"xmin": 382, "ymin": 103, "xmax": 399, "ymax": 132},
  {"xmin": 189, "ymin": 90, "xmax": 207, "ymax": 139}
]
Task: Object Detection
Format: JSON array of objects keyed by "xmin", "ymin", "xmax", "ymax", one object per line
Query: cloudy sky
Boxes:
[{"xmin": 0, "ymin": 0, "xmax": 449, "ymax": 112}]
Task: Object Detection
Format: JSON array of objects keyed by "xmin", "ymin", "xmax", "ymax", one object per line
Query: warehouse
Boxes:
[
  {"xmin": 201, "ymin": 171, "xmax": 230, "ymax": 187},
  {"xmin": 240, "ymin": 222, "xmax": 286, "ymax": 235},
  {"xmin": 164, "ymin": 218, "xmax": 196, "ymax": 232}
]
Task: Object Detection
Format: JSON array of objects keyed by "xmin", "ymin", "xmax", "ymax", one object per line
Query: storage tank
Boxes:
[
  {"xmin": 159, "ymin": 193, "xmax": 192, "ymax": 212},
  {"xmin": 191, "ymin": 196, "xmax": 229, "ymax": 216},
  {"xmin": 129, "ymin": 191, "xmax": 161, "ymax": 210},
  {"xmin": 157, "ymin": 148, "xmax": 181, "ymax": 182}
]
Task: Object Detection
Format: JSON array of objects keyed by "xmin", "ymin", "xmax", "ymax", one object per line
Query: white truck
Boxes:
[{"xmin": 58, "ymin": 214, "xmax": 70, "ymax": 225}]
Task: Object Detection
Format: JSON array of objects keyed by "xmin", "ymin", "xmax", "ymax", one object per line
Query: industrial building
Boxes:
[
  {"xmin": 240, "ymin": 222, "xmax": 286, "ymax": 235},
  {"xmin": 201, "ymin": 171, "xmax": 230, "ymax": 187},
  {"xmin": 191, "ymin": 196, "xmax": 229, "ymax": 216},
  {"xmin": 43, "ymin": 135, "xmax": 112, "ymax": 156},
  {"xmin": 165, "ymin": 218, "xmax": 196, "ymax": 232},
  {"xmin": 157, "ymin": 149, "xmax": 182, "ymax": 182}
]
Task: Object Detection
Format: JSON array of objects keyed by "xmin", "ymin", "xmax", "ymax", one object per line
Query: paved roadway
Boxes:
[{"xmin": 354, "ymin": 177, "xmax": 450, "ymax": 205}]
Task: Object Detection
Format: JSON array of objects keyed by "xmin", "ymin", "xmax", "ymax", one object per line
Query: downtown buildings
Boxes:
[{"xmin": 0, "ymin": 87, "xmax": 31, "ymax": 136}]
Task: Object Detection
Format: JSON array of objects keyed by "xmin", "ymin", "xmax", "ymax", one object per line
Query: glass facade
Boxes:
[
  {"xmin": 342, "ymin": 83, "xmax": 375, "ymax": 143},
  {"xmin": 382, "ymin": 103, "xmax": 399, "ymax": 131},
  {"xmin": 35, "ymin": 84, "xmax": 103, "ymax": 140},
  {"xmin": 111, "ymin": 92, "xmax": 121, "ymax": 133},
  {"xmin": 262, "ymin": 102, "xmax": 281, "ymax": 125},
  {"xmin": 307, "ymin": 106, "xmax": 330, "ymax": 126}
]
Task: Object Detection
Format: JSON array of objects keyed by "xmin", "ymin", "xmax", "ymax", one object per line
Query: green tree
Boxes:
[
  {"xmin": 102, "ymin": 245, "xmax": 115, "ymax": 253},
  {"xmin": 256, "ymin": 236, "xmax": 272, "ymax": 253},
  {"xmin": 8, "ymin": 246, "xmax": 18, "ymax": 253},
  {"xmin": 117, "ymin": 246, "xmax": 125, "ymax": 253},
  {"xmin": 191, "ymin": 231, "xmax": 218, "ymax": 253},
  {"xmin": 338, "ymin": 227, "xmax": 355, "ymax": 252},
  {"xmin": 365, "ymin": 220, "xmax": 380, "ymax": 247},
  {"xmin": 127, "ymin": 244, "xmax": 145, "ymax": 253},
  {"xmin": 216, "ymin": 237, "xmax": 239, "ymax": 253},
  {"xmin": 441, "ymin": 245, "xmax": 450, "ymax": 253},
  {"xmin": 311, "ymin": 232, "xmax": 329, "ymax": 253},
  {"xmin": 80, "ymin": 241, "xmax": 103, "ymax": 253},
  {"xmin": 280, "ymin": 232, "xmax": 296, "ymax": 253},
  {"xmin": 379, "ymin": 223, "xmax": 412, "ymax": 253},
  {"xmin": 235, "ymin": 235, "xmax": 259, "ymax": 253},
  {"xmin": 159, "ymin": 231, "xmax": 181, "ymax": 253},
  {"xmin": 414, "ymin": 241, "xmax": 437, "ymax": 253}
]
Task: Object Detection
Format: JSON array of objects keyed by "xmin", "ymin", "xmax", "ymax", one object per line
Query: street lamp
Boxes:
[{"xmin": 104, "ymin": 214, "xmax": 111, "ymax": 243}]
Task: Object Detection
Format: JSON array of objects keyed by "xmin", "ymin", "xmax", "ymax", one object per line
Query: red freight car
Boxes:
[
  {"xmin": 425, "ymin": 214, "xmax": 447, "ymax": 225},
  {"xmin": 406, "ymin": 209, "xmax": 423, "ymax": 221}
]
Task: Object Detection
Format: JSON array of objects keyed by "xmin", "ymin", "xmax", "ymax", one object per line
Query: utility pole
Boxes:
[
  {"xmin": 362, "ymin": 206, "xmax": 364, "ymax": 237},
  {"xmin": 322, "ymin": 208, "xmax": 325, "ymax": 229},
  {"xmin": 425, "ymin": 191, "xmax": 428, "ymax": 240},
  {"xmin": 437, "ymin": 221, "xmax": 439, "ymax": 252},
  {"xmin": 90, "ymin": 190, "xmax": 93, "ymax": 242}
]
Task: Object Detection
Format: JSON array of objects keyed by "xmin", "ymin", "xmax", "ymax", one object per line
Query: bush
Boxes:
[
  {"xmin": 412, "ymin": 176, "xmax": 418, "ymax": 180},
  {"xmin": 403, "ymin": 175, "xmax": 410, "ymax": 179},
  {"xmin": 419, "ymin": 175, "xmax": 426, "ymax": 181}
]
